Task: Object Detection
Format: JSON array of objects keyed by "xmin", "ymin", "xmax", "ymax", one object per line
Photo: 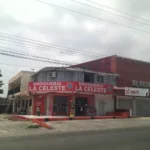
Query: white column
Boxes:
[
  {"xmin": 132, "ymin": 99, "xmax": 136, "ymax": 116},
  {"xmin": 12, "ymin": 99, "xmax": 16, "ymax": 114},
  {"xmin": 16, "ymin": 100, "xmax": 18, "ymax": 114},
  {"xmin": 46, "ymin": 95, "xmax": 50, "ymax": 116},
  {"xmin": 20, "ymin": 100, "xmax": 23, "ymax": 110},
  {"xmin": 31, "ymin": 96, "xmax": 34, "ymax": 115}
]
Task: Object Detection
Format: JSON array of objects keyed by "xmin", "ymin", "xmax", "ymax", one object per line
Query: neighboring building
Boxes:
[
  {"xmin": 72, "ymin": 55, "xmax": 150, "ymax": 87},
  {"xmin": 32, "ymin": 67, "xmax": 117, "ymax": 85},
  {"xmin": 29, "ymin": 67, "xmax": 118, "ymax": 116},
  {"xmin": 72, "ymin": 55, "xmax": 150, "ymax": 117},
  {"xmin": 7, "ymin": 71, "xmax": 34, "ymax": 114},
  {"xmin": 0, "ymin": 97, "xmax": 6, "ymax": 113}
]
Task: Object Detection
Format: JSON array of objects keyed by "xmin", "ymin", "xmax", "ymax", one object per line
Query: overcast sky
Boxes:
[{"xmin": 0, "ymin": 0, "xmax": 150, "ymax": 97}]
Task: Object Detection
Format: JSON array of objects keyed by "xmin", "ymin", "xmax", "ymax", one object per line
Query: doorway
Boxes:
[
  {"xmin": 53, "ymin": 96, "xmax": 68, "ymax": 116},
  {"xmin": 75, "ymin": 97, "xmax": 88, "ymax": 116}
]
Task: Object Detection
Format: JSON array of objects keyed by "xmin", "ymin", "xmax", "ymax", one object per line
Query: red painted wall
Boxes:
[
  {"xmin": 73, "ymin": 55, "xmax": 150, "ymax": 87},
  {"xmin": 33, "ymin": 95, "xmax": 45, "ymax": 115},
  {"xmin": 115, "ymin": 57, "xmax": 150, "ymax": 86},
  {"xmin": 72, "ymin": 56, "xmax": 113, "ymax": 73}
]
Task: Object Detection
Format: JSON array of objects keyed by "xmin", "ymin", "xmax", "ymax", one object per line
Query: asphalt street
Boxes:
[{"xmin": 0, "ymin": 127, "xmax": 150, "ymax": 150}]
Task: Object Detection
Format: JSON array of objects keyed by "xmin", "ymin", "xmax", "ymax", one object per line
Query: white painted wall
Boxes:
[
  {"xmin": 95, "ymin": 94, "xmax": 114, "ymax": 116},
  {"xmin": 20, "ymin": 71, "xmax": 34, "ymax": 95},
  {"xmin": 116, "ymin": 96, "xmax": 150, "ymax": 117}
]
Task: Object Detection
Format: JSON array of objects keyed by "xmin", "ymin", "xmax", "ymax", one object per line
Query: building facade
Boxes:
[
  {"xmin": 72, "ymin": 55, "xmax": 150, "ymax": 87},
  {"xmin": 7, "ymin": 71, "xmax": 34, "ymax": 114},
  {"xmin": 73, "ymin": 55, "xmax": 150, "ymax": 117},
  {"xmin": 29, "ymin": 67, "xmax": 118, "ymax": 116}
]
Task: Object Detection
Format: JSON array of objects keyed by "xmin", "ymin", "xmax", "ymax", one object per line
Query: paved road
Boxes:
[{"xmin": 0, "ymin": 127, "xmax": 150, "ymax": 150}]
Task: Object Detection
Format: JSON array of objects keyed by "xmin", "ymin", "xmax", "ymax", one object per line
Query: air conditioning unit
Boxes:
[{"xmin": 49, "ymin": 72, "xmax": 57, "ymax": 78}]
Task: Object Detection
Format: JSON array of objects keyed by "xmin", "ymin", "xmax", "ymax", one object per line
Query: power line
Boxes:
[
  {"xmin": 0, "ymin": 51, "xmax": 69, "ymax": 66},
  {"xmin": 36, "ymin": 0, "xmax": 150, "ymax": 35},
  {"xmin": 0, "ymin": 46, "xmax": 73, "ymax": 65},
  {"xmin": 0, "ymin": 62, "xmax": 42, "ymax": 69},
  {"xmin": 85, "ymin": 0, "xmax": 150, "ymax": 23},
  {"xmin": 0, "ymin": 47, "xmax": 73, "ymax": 66},
  {"xmin": 0, "ymin": 37, "xmax": 100, "ymax": 59},
  {"xmin": 71, "ymin": 0, "xmax": 150, "ymax": 27},
  {"xmin": 0, "ymin": 32, "xmax": 105, "ymax": 58}
]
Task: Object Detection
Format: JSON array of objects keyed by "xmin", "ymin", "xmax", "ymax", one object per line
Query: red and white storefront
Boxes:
[
  {"xmin": 114, "ymin": 87, "xmax": 150, "ymax": 117},
  {"xmin": 28, "ymin": 82, "xmax": 114, "ymax": 116}
]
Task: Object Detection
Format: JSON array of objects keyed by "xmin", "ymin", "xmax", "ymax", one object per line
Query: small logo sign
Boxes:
[
  {"xmin": 67, "ymin": 83, "xmax": 73, "ymax": 89},
  {"xmin": 107, "ymin": 86, "xmax": 112, "ymax": 92}
]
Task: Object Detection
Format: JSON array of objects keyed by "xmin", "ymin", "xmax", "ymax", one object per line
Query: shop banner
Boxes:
[
  {"xmin": 125, "ymin": 87, "xmax": 150, "ymax": 97},
  {"xmin": 77, "ymin": 82, "xmax": 113, "ymax": 94},
  {"xmin": 28, "ymin": 82, "xmax": 113, "ymax": 95}
]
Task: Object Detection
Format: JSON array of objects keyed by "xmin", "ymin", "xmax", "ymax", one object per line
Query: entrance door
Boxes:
[
  {"xmin": 53, "ymin": 96, "xmax": 68, "ymax": 116},
  {"xmin": 75, "ymin": 97, "xmax": 88, "ymax": 116}
]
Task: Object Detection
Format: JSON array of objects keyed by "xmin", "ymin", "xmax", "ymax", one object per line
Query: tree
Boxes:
[{"xmin": 0, "ymin": 70, "xmax": 4, "ymax": 94}]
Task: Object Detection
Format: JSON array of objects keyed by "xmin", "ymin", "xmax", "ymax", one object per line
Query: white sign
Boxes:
[{"xmin": 125, "ymin": 87, "xmax": 150, "ymax": 97}]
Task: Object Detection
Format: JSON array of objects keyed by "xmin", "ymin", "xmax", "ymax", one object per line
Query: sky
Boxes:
[{"xmin": 0, "ymin": 0, "xmax": 150, "ymax": 97}]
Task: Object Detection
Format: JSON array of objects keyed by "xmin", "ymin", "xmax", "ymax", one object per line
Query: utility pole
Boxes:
[{"xmin": 0, "ymin": 70, "xmax": 4, "ymax": 95}]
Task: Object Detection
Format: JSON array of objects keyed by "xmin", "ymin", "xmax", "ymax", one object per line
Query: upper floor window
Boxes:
[
  {"xmin": 84, "ymin": 73, "xmax": 94, "ymax": 83},
  {"xmin": 47, "ymin": 72, "xmax": 57, "ymax": 81},
  {"xmin": 96, "ymin": 75, "xmax": 104, "ymax": 83},
  {"xmin": 38, "ymin": 73, "xmax": 44, "ymax": 81}
]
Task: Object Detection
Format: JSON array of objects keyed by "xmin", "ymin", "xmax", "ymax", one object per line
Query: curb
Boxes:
[
  {"xmin": 9, "ymin": 115, "xmax": 30, "ymax": 121},
  {"xmin": 10, "ymin": 115, "xmax": 133, "ymax": 122},
  {"xmin": 32, "ymin": 119, "xmax": 51, "ymax": 129}
]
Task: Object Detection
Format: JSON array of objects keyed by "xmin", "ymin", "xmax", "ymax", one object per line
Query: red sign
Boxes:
[
  {"xmin": 28, "ymin": 82, "xmax": 113, "ymax": 94},
  {"xmin": 77, "ymin": 83, "xmax": 113, "ymax": 94}
]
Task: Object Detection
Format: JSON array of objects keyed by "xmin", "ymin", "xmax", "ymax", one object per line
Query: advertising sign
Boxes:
[
  {"xmin": 28, "ymin": 82, "xmax": 113, "ymax": 95},
  {"xmin": 125, "ymin": 87, "xmax": 150, "ymax": 97}
]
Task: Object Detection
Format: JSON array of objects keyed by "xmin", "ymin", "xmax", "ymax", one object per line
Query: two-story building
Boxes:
[
  {"xmin": 72, "ymin": 55, "xmax": 150, "ymax": 117},
  {"xmin": 7, "ymin": 71, "xmax": 34, "ymax": 114},
  {"xmin": 29, "ymin": 67, "xmax": 119, "ymax": 116}
]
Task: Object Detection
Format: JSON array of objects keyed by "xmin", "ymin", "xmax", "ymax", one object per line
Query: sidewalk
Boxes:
[
  {"xmin": 1, "ymin": 115, "xmax": 150, "ymax": 138},
  {"xmin": 10, "ymin": 115, "xmax": 131, "ymax": 121}
]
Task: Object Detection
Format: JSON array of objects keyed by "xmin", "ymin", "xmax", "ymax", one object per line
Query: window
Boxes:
[
  {"xmin": 22, "ymin": 100, "xmax": 25, "ymax": 107},
  {"xmin": 29, "ymin": 100, "xmax": 32, "ymax": 106},
  {"xmin": 38, "ymin": 73, "xmax": 44, "ymax": 81},
  {"xmin": 84, "ymin": 73, "xmax": 94, "ymax": 83},
  {"xmin": 97, "ymin": 75, "xmax": 104, "ymax": 83},
  {"xmin": 18, "ymin": 100, "xmax": 20, "ymax": 107}
]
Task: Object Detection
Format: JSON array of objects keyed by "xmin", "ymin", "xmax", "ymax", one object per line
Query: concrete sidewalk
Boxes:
[
  {"xmin": 10, "ymin": 115, "xmax": 130, "ymax": 121},
  {"xmin": 1, "ymin": 116, "xmax": 150, "ymax": 138}
]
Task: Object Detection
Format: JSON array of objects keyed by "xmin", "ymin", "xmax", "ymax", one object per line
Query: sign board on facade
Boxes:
[
  {"xmin": 125, "ymin": 87, "xmax": 150, "ymax": 97},
  {"xmin": 28, "ymin": 82, "xmax": 113, "ymax": 95}
]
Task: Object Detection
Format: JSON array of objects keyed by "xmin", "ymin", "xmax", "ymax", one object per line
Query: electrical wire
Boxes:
[
  {"xmin": 85, "ymin": 0, "xmax": 150, "ymax": 23},
  {"xmin": 71, "ymin": 0, "xmax": 150, "ymax": 27},
  {"xmin": 36, "ymin": 0, "xmax": 150, "ymax": 34},
  {"xmin": 0, "ymin": 48, "xmax": 73, "ymax": 66},
  {"xmin": 0, "ymin": 62, "xmax": 42, "ymax": 69},
  {"xmin": 0, "ymin": 32, "xmax": 105, "ymax": 58},
  {"xmin": 0, "ymin": 46, "xmax": 73, "ymax": 64},
  {"xmin": 0, "ymin": 51, "xmax": 69, "ymax": 66},
  {"xmin": 0, "ymin": 37, "xmax": 100, "ymax": 59}
]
